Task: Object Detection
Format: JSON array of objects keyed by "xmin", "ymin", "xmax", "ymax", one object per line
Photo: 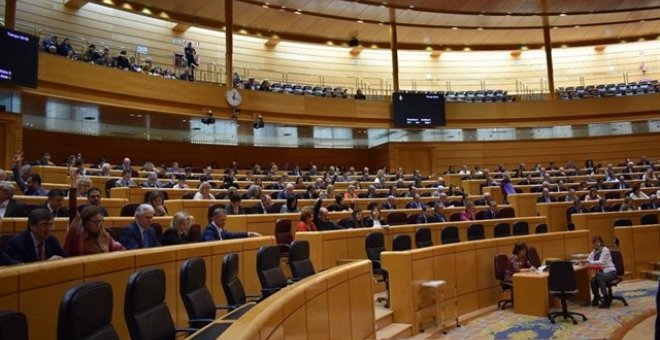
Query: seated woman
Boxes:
[
  {"xmin": 459, "ymin": 201, "xmax": 477, "ymax": 221},
  {"xmin": 363, "ymin": 206, "xmax": 385, "ymax": 227},
  {"xmin": 193, "ymin": 182, "xmax": 214, "ymax": 200},
  {"xmin": 343, "ymin": 209, "xmax": 364, "ymax": 228},
  {"xmin": 294, "ymin": 176, "xmax": 306, "ymax": 190},
  {"xmin": 296, "ymin": 207, "xmax": 317, "ymax": 232},
  {"xmin": 503, "ymin": 242, "xmax": 533, "ymax": 284},
  {"xmin": 147, "ymin": 190, "xmax": 168, "ymax": 216},
  {"xmin": 629, "ymin": 183, "xmax": 649, "ymax": 199},
  {"xmin": 587, "ymin": 236, "xmax": 617, "ymax": 308},
  {"xmin": 619, "ymin": 196, "xmax": 637, "ymax": 211},
  {"xmin": 328, "ymin": 193, "xmax": 350, "ymax": 212},
  {"xmin": 161, "ymin": 211, "xmax": 197, "ymax": 245},
  {"xmin": 343, "ymin": 185, "xmax": 359, "ymax": 200},
  {"xmin": 280, "ymin": 196, "xmax": 299, "ymax": 214},
  {"xmin": 63, "ymin": 205, "xmax": 125, "ymax": 256}
]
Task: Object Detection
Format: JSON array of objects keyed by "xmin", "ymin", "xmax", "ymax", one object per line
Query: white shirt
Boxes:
[
  {"xmin": 587, "ymin": 246, "xmax": 616, "ymax": 274},
  {"xmin": 0, "ymin": 199, "xmax": 7, "ymax": 217},
  {"xmin": 372, "ymin": 219, "xmax": 382, "ymax": 227},
  {"xmin": 630, "ymin": 191, "xmax": 649, "ymax": 199},
  {"xmin": 193, "ymin": 192, "xmax": 212, "ymax": 200},
  {"xmin": 212, "ymin": 222, "xmax": 224, "ymax": 240}
]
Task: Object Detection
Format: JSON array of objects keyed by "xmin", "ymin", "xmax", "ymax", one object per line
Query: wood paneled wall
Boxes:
[
  {"xmin": 7, "ymin": 0, "xmax": 660, "ymax": 94},
  {"xmin": 0, "ymin": 111, "xmax": 23, "ymax": 170},
  {"xmin": 382, "ymin": 134, "xmax": 660, "ymax": 175}
]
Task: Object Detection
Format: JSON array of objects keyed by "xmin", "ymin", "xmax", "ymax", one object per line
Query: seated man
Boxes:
[
  {"xmin": 566, "ymin": 198, "xmax": 588, "ymax": 223},
  {"xmin": 483, "ymin": 200, "xmax": 499, "ymax": 219},
  {"xmin": 314, "ymin": 198, "xmax": 343, "ymax": 231},
  {"xmin": 12, "ymin": 152, "xmax": 47, "ymax": 196},
  {"xmin": 141, "ymin": 172, "xmax": 163, "ymax": 188},
  {"xmin": 0, "ymin": 182, "xmax": 25, "ymax": 217},
  {"xmin": 277, "ymin": 183, "xmax": 295, "ymax": 200},
  {"xmin": 6, "ymin": 209, "xmax": 66, "ymax": 263},
  {"xmin": 251, "ymin": 195, "xmax": 272, "ymax": 214},
  {"xmin": 118, "ymin": 204, "xmax": 161, "ymax": 249},
  {"xmin": 115, "ymin": 169, "xmax": 137, "ymax": 187},
  {"xmin": 43, "ymin": 188, "xmax": 68, "ymax": 217},
  {"xmin": 381, "ymin": 195, "xmax": 397, "ymax": 210},
  {"xmin": 202, "ymin": 208, "xmax": 261, "ymax": 241},
  {"xmin": 431, "ymin": 203, "xmax": 447, "ymax": 223},
  {"xmin": 226, "ymin": 193, "xmax": 246, "ymax": 215},
  {"xmin": 415, "ymin": 206, "xmax": 436, "ymax": 224},
  {"xmin": 474, "ymin": 192, "xmax": 492, "ymax": 206},
  {"xmin": 75, "ymin": 187, "xmax": 109, "ymax": 217},
  {"xmin": 437, "ymin": 192, "xmax": 455, "ymax": 207},
  {"xmin": 301, "ymin": 185, "xmax": 316, "ymax": 199},
  {"xmin": 641, "ymin": 194, "xmax": 658, "ymax": 210},
  {"xmin": 536, "ymin": 188, "xmax": 555, "ymax": 203},
  {"xmin": 590, "ymin": 198, "xmax": 610, "ymax": 213},
  {"xmin": 405, "ymin": 194, "xmax": 424, "ymax": 210}
]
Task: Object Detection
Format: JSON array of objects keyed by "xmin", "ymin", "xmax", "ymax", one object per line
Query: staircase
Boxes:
[
  {"xmin": 371, "ymin": 292, "xmax": 412, "ymax": 340},
  {"xmin": 640, "ymin": 261, "xmax": 660, "ymax": 280}
]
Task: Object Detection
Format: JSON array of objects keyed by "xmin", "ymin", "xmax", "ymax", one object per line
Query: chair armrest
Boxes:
[
  {"xmin": 175, "ymin": 327, "xmax": 198, "ymax": 335},
  {"xmin": 215, "ymin": 305, "xmax": 234, "ymax": 310},
  {"xmin": 188, "ymin": 319, "xmax": 215, "ymax": 329}
]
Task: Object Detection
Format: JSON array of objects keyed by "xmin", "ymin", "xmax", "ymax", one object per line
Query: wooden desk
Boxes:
[
  {"xmin": 513, "ymin": 266, "xmax": 590, "ymax": 317},
  {"xmin": 571, "ymin": 210, "xmax": 659, "ymax": 248},
  {"xmin": 13, "ymin": 195, "xmax": 128, "ymax": 217}
]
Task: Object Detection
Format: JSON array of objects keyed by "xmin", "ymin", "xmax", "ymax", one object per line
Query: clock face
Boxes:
[{"xmin": 226, "ymin": 89, "xmax": 242, "ymax": 107}]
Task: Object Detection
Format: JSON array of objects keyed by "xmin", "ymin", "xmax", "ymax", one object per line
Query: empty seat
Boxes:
[
  {"xmin": 365, "ymin": 232, "xmax": 389, "ymax": 308},
  {"xmin": 274, "ymin": 219, "xmax": 293, "ymax": 257},
  {"xmin": 221, "ymin": 253, "xmax": 258, "ymax": 316},
  {"xmin": 441, "ymin": 226, "xmax": 460, "ymax": 244},
  {"xmin": 494, "ymin": 254, "xmax": 513, "ymax": 309},
  {"xmin": 415, "ymin": 228, "xmax": 433, "ymax": 248},
  {"xmin": 613, "ymin": 219, "xmax": 633, "ymax": 227},
  {"xmin": 640, "ymin": 214, "xmax": 658, "ymax": 225},
  {"xmin": 257, "ymin": 246, "xmax": 288, "ymax": 299},
  {"xmin": 288, "ymin": 240, "xmax": 315, "ymax": 281},
  {"xmin": 535, "ymin": 223, "xmax": 548, "ymax": 234},
  {"xmin": 180, "ymin": 258, "xmax": 225, "ymax": 329},
  {"xmin": 512, "ymin": 221, "xmax": 529, "ymax": 236},
  {"xmin": 120, "ymin": 203, "xmax": 140, "ymax": 217},
  {"xmin": 0, "ymin": 310, "xmax": 27, "ymax": 340},
  {"xmin": 498, "ymin": 207, "xmax": 515, "ymax": 218},
  {"xmin": 58, "ymin": 282, "xmax": 118, "ymax": 340},
  {"xmin": 467, "ymin": 224, "xmax": 485, "ymax": 240},
  {"xmin": 493, "ymin": 223, "xmax": 511, "ymax": 238},
  {"xmin": 527, "ymin": 247, "xmax": 542, "ymax": 268},
  {"xmin": 392, "ymin": 234, "xmax": 412, "ymax": 251},
  {"xmin": 548, "ymin": 261, "xmax": 587, "ymax": 324},
  {"xmin": 386, "ymin": 212, "xmax": 408, "ymax": 226}
]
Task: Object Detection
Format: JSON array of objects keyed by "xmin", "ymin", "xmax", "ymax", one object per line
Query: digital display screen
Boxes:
[
  {"xmin": 392, "ymin": 92, "xmax": 446, "ymax": 127},
  {"xmin": 0, "ymin": 27, "xmax": 39, "ymax": 88}
]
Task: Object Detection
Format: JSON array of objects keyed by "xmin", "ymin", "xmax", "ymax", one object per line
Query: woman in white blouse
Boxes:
[{"xmin": 193, "ymin": 182, "xmax": 214, "ymax": 200}]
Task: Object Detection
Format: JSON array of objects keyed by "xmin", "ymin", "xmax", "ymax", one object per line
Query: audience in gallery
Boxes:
[
  {"xmin": 63, "ymin": 205, "xmax": 125, "ymax": 256},
  {"xmin": 161, "ymin": 211, "xmax": 197, "ymax": 245}
]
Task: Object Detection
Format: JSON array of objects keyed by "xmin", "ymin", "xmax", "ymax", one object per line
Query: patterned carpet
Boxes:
[{"xmin": 419, "ymin": 279, "xmax": 658, "ymax": 340}]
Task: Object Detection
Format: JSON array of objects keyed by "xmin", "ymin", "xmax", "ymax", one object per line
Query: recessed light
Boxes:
[
  {"xmin": 357, "ymin": 19, "xmax": 364, "ymax": 23},
  {"xmin": 559, "ymin": 13, "xmax": 567, "ymax": 16},
  {"xmin": 84, "ymin": 116, "xmax": 95, "ymax": 120},
  {"xmin": 477, "ymin": 27, "xmax": 484, "ymax": 31},
  {"xmin": 451, "ymin": 27, "xmax": 458, "ymax": 30}
]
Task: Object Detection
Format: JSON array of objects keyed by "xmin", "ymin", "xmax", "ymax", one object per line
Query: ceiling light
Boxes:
[
  {"xmin": 573, "ymin": 25, "xmax": 580, "ymax": 28},
  {"xmin": 262, "ymin": 4, "xmax": 268, "ymax": 8},
  {"xmin": 451, "ymin": 26, "xmax": 458, "ymax": 30},
  {"xmin": 477, "ymin": 27, "xmax": 484, "ymax": 31},
  {"xmin": 559, "ymin": 13, "xmax": 567, "ymax": 16},
  {"xmin": 294, "ymin": 10, "xmax": 301, "ymax": 15},
  {"xmin": 357, "ymin": 19, "xmax": 364, "ymax": 23}
]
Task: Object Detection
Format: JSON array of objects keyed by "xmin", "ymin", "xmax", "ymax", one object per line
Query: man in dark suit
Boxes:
[
  {"xmin": 405, "ymin": 194, "xmax": 425, "ymax": 210},
  {"xmin": 381, "ymin": 195, "xmax": 397, "ymax": 210},
  {"xmin": 566, "ymin": 199, "xmax": 588, "ymax": 223},
  {"xmin": 430, "ymin": 204, "xmax": 447, "ymax": 223},
  {"xmin": 536, "ymin": 188, "xmax": 555, "ymax": 203},
  {"xmin": 0, "ymin": 182, "xmax": 25, "ymax": 217},
  {"xmin": 590, "ymin": 198, "xmax": 610, "ymax": 213},
  {"xmin": 614, "ymin": 176, "xmax": 629, "ymax": 190},
  {"xmin": 225, "ymin": 193, "xmax": 246, "ymax": 215},
  {"xmin": 76, "ymin": 187, "xmax": 109, "ymax": 217},
  {"xmin": 6, "ymin": 209, "xmax": 66, "ymax": 263},
  {"xmin": 251, "ymin": 195, "xmax": 272, "ymax": 214},
  {"xmin": 313, "ymin": 198, "xmax": 343, "ymax": 231},
  {"xmin": 473, "ymin": 193, "xmax": 492, "ymax": 206},
  {"xmin": 483, "ymin": 200, "xmax": 499, "ymax": 219},
  {"xmin": 118, "ymin": 204, "xmax": 161, "ymax": 249},
  {"xmin": 641, "ymin": 194, "xmax": 658, "ymax": 210},
  {"xmin": 202, "ymin": 208, "xmax": 260, "ymax": 241},
  {"xmin": 300, "ymin": 185, "xmax": 316, "ymax": 199},
  {"xmin": 42, "ymin": 189, "xmax": 68, "ymax": 217}
]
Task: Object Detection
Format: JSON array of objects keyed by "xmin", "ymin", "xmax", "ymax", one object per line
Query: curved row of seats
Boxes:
[{"xmin": 557, "ymin": 80, "xmax": 659, "ymax": 100}]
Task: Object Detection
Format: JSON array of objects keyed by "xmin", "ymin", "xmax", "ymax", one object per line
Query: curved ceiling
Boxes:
[{"xmin": 93, "ymin": 0, "xmax": 660, "ymax": 49}]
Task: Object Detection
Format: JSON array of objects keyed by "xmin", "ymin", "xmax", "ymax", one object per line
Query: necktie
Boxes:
[
  {"xmin": 38, "ymin": 242, "xmax": 45, "ymax": 260},
  {"xmin": 142, "ymin": 230, "xmax": 149, "ymax": 247}
]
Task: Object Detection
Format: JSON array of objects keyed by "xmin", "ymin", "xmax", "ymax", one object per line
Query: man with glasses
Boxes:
[
  {"xmin": 6, "ymin": 209, "xmax": 66, "ymax": 263},
  {"xmin": 76, "ymin": 187, "xmax": 109, "ymax": 217}
]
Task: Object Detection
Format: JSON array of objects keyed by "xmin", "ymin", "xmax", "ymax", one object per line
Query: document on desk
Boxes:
[{"xmin": 537, "ymin": 265, "xmax": 547, "ymax": 273}]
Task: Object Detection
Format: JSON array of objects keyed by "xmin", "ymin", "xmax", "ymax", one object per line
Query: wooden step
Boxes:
[
  {"xmin": 640, "ymin": 269, "xmax": 660, "ymax": 280},
  {"xmin": 375, "ymin": 308, "xmax": 394, "ymax": 332},
  {"xmin": 375, "ymin": 323, "xmax": 412, "ymax": 340}
]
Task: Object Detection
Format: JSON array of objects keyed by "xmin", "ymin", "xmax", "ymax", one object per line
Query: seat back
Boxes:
[
  {"xmin": 392, "ymin": 234, "xmax": 412, "ymax": 251},
  {"xmin": 124, "ymin": 268, "xmax": 175, "ymax": 340},
  {"xmin": 498, "ymin": 207, "xmax": 515, "ymax": 218},
  {"xmin": 535, "ymin": 223, "xmax": 548, "ymax": 234},
  {"xmin": 181, "ymin": 192, "xmax": 196, "ymax": 200},
  {"xmin": 58, "ymin": 282, "xmax": 118, "ymax": 340},
  {"xmin": 386, "ymin": 212, "xmax": 408, "ymax": 226},
  {"xmin": 222, "ymin": 253, "xmax": 247, "ymax": 307},
  {"xmin": 449, "ymin": 212, "xmax": 461, "ymax": 222},
  {"xmin": 188, "ymin": 224, "xmax": 202, "ymax": 242},
  {"xmin": 180, "ymin": 258, "xmax": 216, "ymax": 323},
  {"xmin": 120, "ymin": 203, "xmax": 140, "ymax": 217},
  {"xmin": 267, "ymin": 202, "xmax": 284, "ymax": 214},
  {"xmin": 566, "ymin": 222, "xmax": 576, "ymax": 231},
  {"xmin": 104, "ymin": 179, "xmax": 117, "ymax": 197},
  {"xmin": 527, "ymin": 247, "xmax": 542, "ymax": 268},
  {"xmin": 604, "ymin": 191, "xmax": 621, "ymax": 199},
  {"xmin": 415, "ymin": 228, "xmax": 433, "ymax": 248},
  {"xmin": 548, "ymin": 261, "xmax": 576, "ymax": 292},
  {"xmin": 365, "ymin": 232, "xmax": 386, "ymax": 268},
  {"xmin": 441, "ymin": 226, "xmax": 460, "ymax": 244},
  {"xmin": 613, "ymin": 218, "xmax": 633, "ymax": 227},
  {"xmin": 274, "ymin": 219, "xmax": 293, "ymax": 246},
  {"xmin": 640, "ymin": 214, "xmax": 659, "ymax": 225},
  {"xmin": 493, "ymin": 223, "xmax": 511, "ymax": 238},
  {"xmin": 288, "ymin": 241, "xmax": 315, "ymax": 280},
  {"xmin": 467, "ymin": 224, "xmax": 485, "ymax": 240},
  {"xmin": 257, "ymin": 246, "xmax": 288, "ymax": 293},
  {"xmin": 207, "ymin": 204, "xmax": 226, "ymax": 223},
  {"xmin": 475, "ymin": 210, "xmax": 487, "ymax": 220},
  {"xmin": 512, "ymin": 221, "xmax": 529, "ymax": 235},
  {"xmin": 337, "ymin": 218, "xmax": 352, "ymax": 228},
  {"xmin": 610, "ymin": 250, "xmax": 625, "ymax": 276},
  {"xmin": 494, "ymin": 254, "xmax": 509, "ymax": 281},
  {"xmin": 407, "ymin": 214, "xmax": 419, "ymax": 225},
  {"xmin": 0, "ymin": 310, "xmax": 27, "ymax": 340}
]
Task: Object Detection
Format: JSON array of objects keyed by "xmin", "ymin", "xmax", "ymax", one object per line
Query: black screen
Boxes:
[
  {"xmin": 392, "ymin": 92, "xmax": 446, "ymax": 127},
  {"xmin": 0, "ymin": 27, "xmax": 39, "ymax": 88}
]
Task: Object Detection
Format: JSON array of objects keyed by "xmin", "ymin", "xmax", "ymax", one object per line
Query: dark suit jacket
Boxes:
[
  {"xmin": 430, "ymin": 214, "xmax": 447, "ymax": 223},
  {"xmin": 405, "ymin": 201, "xmax": 424, "ymax": 209},
  {"xmin": 483, "ymin": 209, "xmax": 499, "ymax": 219},
  {"xmin": 473, "ymin": 199, "xmax": 489, "ymax": 206},
  {"xmin": 536, "ymin": 196, "xmax": 555, "ymax": 203},
  {"xmin": 641, "ymin": 202, "xmax": 658, "ymax": 210},
  {"xmin": 381, "ymin": 202, "xmax": 396, "ymax": 210},
  {"xmin": 590, "ymin": 206, "xmax": 610, "ymax": 213},
  {"xmin": 118, "ymin": 222, "xmax": 161, "ymax": 249},
  {"xmin": 0, "ymin": 249, "xmax": 18, "ymax": 266},
  {"xmin": 3, "ymin": 199, "xmax": 26, "ymax": 217},
  {"xmin": 225, "ymin": 205, "xmax": 245, "ymax": 215},
  {"xmin": 363, "ymin": 218, "xmax": 385, "ymax": 227},
  {"xmin": 566, "ymin": 207, "xmax": 588, "ymax": 222},
  {"xmin": 161, "ymin": 228, "xmax": 198, "ymax": 246},
  {"xmin": 41, "ymin": 203, "xmax": 69, "ymax": 218},
  {"xmin": 6, "ymin": 230, "xmax": 66, "ymax": 263},
  {"xmin": 201, "ymin": 223, "xmax": 248, "ymax": 241},
  {"xmin": 251, "ymin": 203, "xmax": 267, "ymax": 214}
]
